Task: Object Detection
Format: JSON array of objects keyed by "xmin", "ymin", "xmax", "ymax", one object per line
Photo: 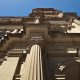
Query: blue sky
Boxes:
[{"xmin": 0, "ymin": 0, "xmax": 80, "ymax": 16}]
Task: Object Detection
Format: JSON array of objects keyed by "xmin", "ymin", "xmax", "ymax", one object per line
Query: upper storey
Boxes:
[
  {"xmin": 0, "ymin": 8, "xmax": 79, "ymax": 33},
  {"xmin": 0, "ymin": 8, "xmax": 78, "ymax": 24}
]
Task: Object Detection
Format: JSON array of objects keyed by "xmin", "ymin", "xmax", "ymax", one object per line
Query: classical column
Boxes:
[{"xmin": 21, "ymin": 44, "xmax": 43, "ymax": 80}]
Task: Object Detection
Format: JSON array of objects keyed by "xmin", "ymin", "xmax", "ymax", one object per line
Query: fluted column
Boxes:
[{"xmin": 21, "ymin": 44, "xmax": 43, "ymax": 80}]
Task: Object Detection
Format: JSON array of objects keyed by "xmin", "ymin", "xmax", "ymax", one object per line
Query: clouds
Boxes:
[{"xmin": 0, "ymin": 0, "xmax": 80, "ymax": 16}]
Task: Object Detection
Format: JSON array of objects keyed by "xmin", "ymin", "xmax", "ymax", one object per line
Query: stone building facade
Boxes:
[{"xmin": 0, "ymin": 8, "xmax": 80, "ymax": 80}]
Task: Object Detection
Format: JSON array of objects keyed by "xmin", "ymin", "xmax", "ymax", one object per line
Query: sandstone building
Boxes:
[{"xmin": 0, "ymin": 8, "xmax": 80, "ymax": 80}]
